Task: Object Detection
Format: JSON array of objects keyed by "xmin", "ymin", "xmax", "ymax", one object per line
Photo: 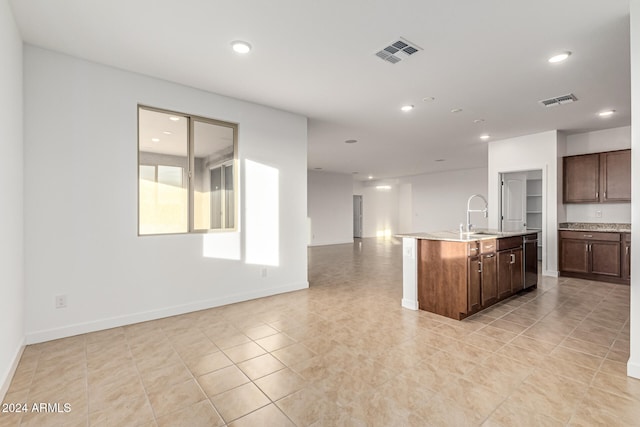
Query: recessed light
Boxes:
[
  {"xmin": 480, "ymin": 134, "xmax": 491, "ymax": 140},
  {"xmin": 401, "ymin": 105, "xmax": 414, "ymax": 112},
  {"xmin": 376, "ymin": 185, "xmax": 391, "ymax": 190},
  {"xmin": 231, "ymin": 40, "xmax": 252, "ymax": 54},
  {"xmin": 423, "ymin": 97, "xmax": 435, "ymax": 102},
  {"xmin": 162, "ymin": 131, "xmax": 172, "ymax": 135},
  {"xmin": 598, "ymin": 110, "xmax": 615, "ymax": 117},
  {"xmin": 450, "ymin": 108, "xmax": 463, "ymax": 113},
  {"xmin": 548, "ymin": 52, "xmax": 571, "ymax": 63},
  {"xmin": 368, "ymin": 175, "xmax": 373, "ymax": 180},
  {"xmin": 169, "ymin": 116, "xmax": 180, "ymax": 121},
  {"xmin": 345, "ymin": 139, "xmax": 358, "ymax": 144},
  {"xmin": 473, "ymin": 119, "xmax": 485, "ymax": 124},
  {"xmin": 151, "ymin": 138, "xmax": 160, "ymax": 142}
]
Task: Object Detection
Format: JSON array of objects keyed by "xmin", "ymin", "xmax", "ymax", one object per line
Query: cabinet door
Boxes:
[
  {"xmin": 511, "ymin": 248, "xmax": 523, "ymax": 291},
  {"xmin": 497, "ymin": 251, "xmax": 512, "ymax": 300},
  {"xmin": 481, "ymin": 253, "xmax": 497, "ymax": 306},
  {"xmin": 590, "ymin": 241, "xmax": 621, "ymax": 277},
  {"xmin": 601, "ymin": 150, "xmax": 631, "ymax": 202},
  {"xmin": 560, "ymin": 239, "xmax": 589, "ymax": 273},
  {"xmin": 563, "ymin": 154, "xmax": 600, "ymax": 203},
  {"xmin": 623, "ymin": 241, "xmax": 631, "ymax": 281},
  {"xmin": 468, "ymin": 257, "xmax": 481, "ymax": 312}
]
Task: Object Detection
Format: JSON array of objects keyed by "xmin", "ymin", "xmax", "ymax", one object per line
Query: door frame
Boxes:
[{"xmin": 498, "ymin": 168, "xmax": 547, "ymax": 273}]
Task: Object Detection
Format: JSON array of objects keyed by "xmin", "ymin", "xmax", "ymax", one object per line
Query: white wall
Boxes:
[
  {"xmin": 405, "ymin": 168, "xmax": 488, "ymax": 233},
  {"xmin": 488, "ymin": 130, "xmax": 560, "ymax": 276},
  {"xmin": 0, "ymin": 0, "xmax": 25, "ymax": 399},
  {"xmin": 565, "ymin": 126, "xmax": 631, "ymax": 224},
  {"xmin": 629, "ymin": 0, "xmax": 640, "ymax": 380},
  {"xmin": 24, "ymin": 46, "xmax": 308, "ymax": 343},
  {"xmin": 565, "ymin": 126, "xmax": 631, "ymax": 155},
  {"xmin": 353, "ymin": 181, "xmax": 399, "ymax": 238},
  {"xmin": 307, "ymin": 170, "xmax": 353, "ymax": 246}
]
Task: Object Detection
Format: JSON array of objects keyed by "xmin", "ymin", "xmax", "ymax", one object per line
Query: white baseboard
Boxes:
[
  {"xmin": 308, "ymin": 239, "xmax": 354, "ymax": 247},
  {"xmin": 402, "ymin": 299, "xmax": 418, "ymax": 310},
  {"xmin": 26, "ymin": 281, "xmax": 308, "ymax": 344},
  {"xmin": 628, "ymin": 358, "xmax": 640, "ymax": 379},
  {"xmin": 1, "ymin": 339, "xmax": 25, "ymax": 402},
  {"xmin": 543, "ymin": 270, "xmax": 559, "ymax": 277}
]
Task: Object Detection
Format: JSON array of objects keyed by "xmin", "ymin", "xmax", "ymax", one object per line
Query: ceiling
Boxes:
[{"xmin": 10, "ymin": 0, "xmax": 631, "ymax": 180}]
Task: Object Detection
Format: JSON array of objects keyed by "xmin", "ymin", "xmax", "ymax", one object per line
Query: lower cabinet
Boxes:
[
  {"xmin": 559, "ymin": 230, "xmax": 628, "ymax": 284},
  {"xmin": 418, "ymin": 235, "xmax": 532, "ymax": 320},
  {"xmin": 497, "ymin": 248, "xmax": 523, "ymax": 299},
  {"xmin": 468, "ymin": 252, "xmax": 497, "ymax": 312},
  {"xmin": 623, "ymin": 233, "xmax": 631, "ymax": 281},
  {"xmin": 481, "ymin": 253, "xmax": 497, "ymax": 306}
]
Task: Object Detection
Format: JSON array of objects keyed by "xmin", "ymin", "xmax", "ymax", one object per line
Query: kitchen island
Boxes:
[{"xmin": 399, "ymin": 230, "xmax": 538, "ymax": 320}]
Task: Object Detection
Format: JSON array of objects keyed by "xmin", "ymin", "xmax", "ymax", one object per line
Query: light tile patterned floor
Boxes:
[{"xmin": 1, "ymin": 237, "xmax": 637, "ymax": 426}]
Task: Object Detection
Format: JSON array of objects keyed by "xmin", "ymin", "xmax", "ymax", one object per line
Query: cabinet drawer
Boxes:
[
  {"xmin": 467, "ymin": 241, "xmax": 479, "ymax": 257},
  {"xmin": 624, "ymin": 233, "xmax": 631, "ymax": 243},
  {"xmin": 497, "ymin": 236, "xmax": 522, "ymax": 251},
  {"xmin": 480, "ymin": 239, "xmax": 496, "ymax": 254},
  {"xmin": 559, "ymin": 231, "xmax": 620, "ymax": 242}
]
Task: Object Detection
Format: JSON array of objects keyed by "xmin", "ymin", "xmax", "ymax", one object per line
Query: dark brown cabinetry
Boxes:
[
  {"xmin": 623, "ymin": 233, "xmax": 631, "ymax": 281},
  {"xmin": 559, "ymin": 230, "xmax": 628, "ymax": 284},
  {"xmin": 418, "ymin": 235, "xmax": 529, "ymax": 320},
  {"xmin": 601, "ymin": 150, "xmax": 631, "ymax": 202},
  {"xmin": 563, "ymin": 149, "xmax": 631, "ymax": 204},
  {"xmin": 563, "ymin": 153, "xmax": 600, "ymax": 203},
  {"xmin": 496, "ymin": 236, "xmax": 523, "ymax": 299}
]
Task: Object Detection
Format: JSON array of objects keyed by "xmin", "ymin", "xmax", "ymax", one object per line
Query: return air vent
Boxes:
[
  {"xmin": 539, "ymin": 93, "xmax": 578, "ymax": 107},
  {"xmin": 375, "ymin": 37, "xmax": 423, "ymax": 64}
]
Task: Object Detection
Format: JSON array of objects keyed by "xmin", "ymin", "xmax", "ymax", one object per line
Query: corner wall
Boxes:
[
  {"xmin": 629, "ymin": 0, "xmax": 640, "ymax": 380},
  {"xmin": 0, "ymin": 0, "xmax": 25, "ymax": 398},
  {"xmin": 487, "ymin": 130, "xmax": 560, "ymax": 276},
  {"xmin": 24, "ymin": 46, "xmax": 308, "ymax": 343},
  {"xmin": 307, "ymin": 170, "xmax": 353, "ymax": 246}
]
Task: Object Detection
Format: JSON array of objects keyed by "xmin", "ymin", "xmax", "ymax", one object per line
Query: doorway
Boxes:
[
  {"xmin": 500, "ymin": 170, "xmax": 543, "ymax": 261},
  {"xmin": 353, "ymin": 195, "xmax": 363, "ymax": 238}
]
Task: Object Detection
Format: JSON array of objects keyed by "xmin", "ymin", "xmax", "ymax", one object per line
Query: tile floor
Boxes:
[{"xmin": 1, "ymin": 237, "xmax": 638, "ymax": 426}]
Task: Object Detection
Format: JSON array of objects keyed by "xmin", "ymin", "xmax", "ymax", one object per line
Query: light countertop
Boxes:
[
  {"xmin": 396, "ymin": 229, "xmax": 536, "ymax": 242},
  {"xmin": 558, "ymin": 222, "xmax": 631, "ymax": 233}
]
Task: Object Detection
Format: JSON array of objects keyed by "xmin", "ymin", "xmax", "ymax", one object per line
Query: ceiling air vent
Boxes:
[
  {"xmin": 375, "ymin": 37, "xmax": 423, "ymax": 64},
  {"xmin": 539, "ymin": 93, "xmax": 578, "ymax": 107}
]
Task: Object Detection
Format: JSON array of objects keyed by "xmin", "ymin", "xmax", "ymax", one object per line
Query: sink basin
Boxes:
[{"xmin": 470, "ymin": 231, "xmax": 497, "ymax": 236}]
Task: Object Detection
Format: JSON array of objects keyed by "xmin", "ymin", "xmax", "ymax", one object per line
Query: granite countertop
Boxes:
[
  {"xmin": 558, "ymin": 222, "xmax": 631, "ymax": 233},
  {"xmin": 396, "ymin": 229, "xmax": 535, "ymax": 242}
]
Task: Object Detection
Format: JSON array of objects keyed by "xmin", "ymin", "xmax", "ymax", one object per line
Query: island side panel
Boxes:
[
  {"xmin": 401, "ymin": 237, "xmax": 419, "ymax": 310},
  {"xmin": 417, "ymin": 239, "xmax": 468, "ymax": 320}
]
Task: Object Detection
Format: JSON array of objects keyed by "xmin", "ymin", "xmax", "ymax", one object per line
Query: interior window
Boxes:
[{"xmin": 138, "ymin": 106, "xmax": 237, "ymax": 235}]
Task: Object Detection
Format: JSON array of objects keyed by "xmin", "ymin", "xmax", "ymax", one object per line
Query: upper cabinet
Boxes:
[
  {"xmin": 563, "ymin": 149, "xmax": 631, "ymax": 204},
  {"xmin": 601, "ymin": 150, "xmax": 631, "ymax": 202}
]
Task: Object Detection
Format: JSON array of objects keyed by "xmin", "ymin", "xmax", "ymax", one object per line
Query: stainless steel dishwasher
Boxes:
[{"xmin": 523, "ymin": 233, "xmax": 538, "ymax": 289}]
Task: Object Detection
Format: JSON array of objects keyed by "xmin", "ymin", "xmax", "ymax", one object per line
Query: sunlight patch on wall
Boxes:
[{"xmin": 245, "ymin": 159, "xmax": 279, "ymax": 266}]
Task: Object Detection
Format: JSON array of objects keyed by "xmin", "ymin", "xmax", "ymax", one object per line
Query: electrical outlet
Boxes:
[
  {"xmin": 595, "ymin": 210, "xmax": 602, "ymax": 218},
  {"xmin": 55, "ymin": 295, "xmax": 67, "ymax": 309},
  {"xmin": 261, "ymin": 267, "xmax": 267, "ymax": 278}
]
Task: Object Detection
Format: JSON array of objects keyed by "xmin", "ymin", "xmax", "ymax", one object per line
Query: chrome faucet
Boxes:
[{"xmin": 466, "ymin": 194, "xmax": 488, "ymax": 233}]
